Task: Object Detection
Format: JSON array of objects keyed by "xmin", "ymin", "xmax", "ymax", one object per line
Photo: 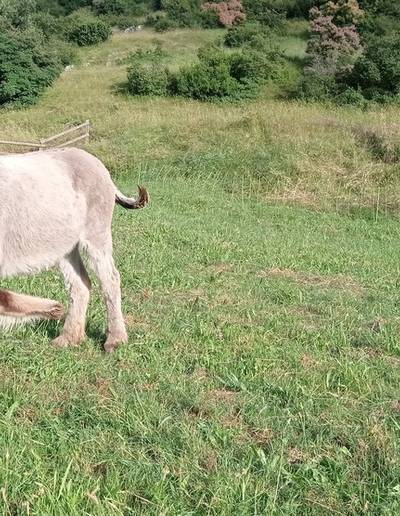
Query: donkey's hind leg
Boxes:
[
  {"xmin": 0, "ymin": 289, "xmax": 64, "ymax": 327},
  {"xmin": 85, "ymin": 238, "xmax": 127, "ymax": 353},
  {"xmin": 52, "ymin": 246, "xmax": 91, "ymax": 348}
]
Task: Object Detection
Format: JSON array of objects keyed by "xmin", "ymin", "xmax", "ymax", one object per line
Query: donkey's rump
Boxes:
[{"xmin": 0, "ymin": 152, "xmax": 85, "ymax": 277}]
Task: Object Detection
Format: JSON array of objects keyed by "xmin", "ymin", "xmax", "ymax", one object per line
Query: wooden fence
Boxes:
[{"xmin": 0, "ymin": 120, "xmax": 90, "ymax": 154}]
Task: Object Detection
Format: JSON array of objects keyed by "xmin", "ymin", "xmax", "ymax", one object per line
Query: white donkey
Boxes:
[{"xmin": 0, "ymin": 147, "xmax": 148, "ymax": 352}]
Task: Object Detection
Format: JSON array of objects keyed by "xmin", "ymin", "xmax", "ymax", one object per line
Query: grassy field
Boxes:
[{"xmin": 0, "ymin": 27, "xmax": 400, "ymax": 515}]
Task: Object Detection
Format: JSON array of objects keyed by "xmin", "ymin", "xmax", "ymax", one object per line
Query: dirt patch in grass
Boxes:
[
  {"xmin": 287, "ymin": 447, "xmax": 308, "ymax": 464},
  {"xmin": 206, "ymin": 262, "xmax": 234, "ymax": 275},
  {"xmin": 137, "ymin": 382, "xmax": 156, "ymax": 391},
  {"xmin": 249, "ymin": 428, "xmax": 274, "ymax": 446},
  {"xmin": 358, "ymin": 346, "xmax": 382, "ymax": 358},
  {"xmin": 153, "ymin": 287, "xmax": 207, "ymax": 308},
  {"xmin": 290, "ymin": 305, "xmax": 324, "ymax": 330},
  {"xmin": 124, "ymin": 313, "xmax": 151, "ymax": 332},
  {"xmin": 93, "ymin": 378, "xmax": 111, "ymax": 399},
  {"xmin": 260, "ymin": 267, "xmax": 363, "ymax": 294},
  {"xmin": 366, "ymin": 318, "xmax": 387, "ymax": 333},
  {"xmin": 206, "ymin": 388, "xmax": 238, "ymax": 404},
  {"xmin": 299, "ymin": 353, "xmax": 318, "ymax": 370},
  {"xmin": 190, "ymin": 367, "xmax": 209, "ymax": 381},
  {"xmin": 221, "ymin": 413, "xmax": 243, "ymax": 429},
  {"xmin": 199, "ymin": 449, "xmax": 219, "ymax": 472},
  {"xmin": 16, "ymin": 406, "xmax": 38, "ymax": 424},
  {"xmin": 390, "ymin": 400, "xmax": 400, "ymax": 413}
]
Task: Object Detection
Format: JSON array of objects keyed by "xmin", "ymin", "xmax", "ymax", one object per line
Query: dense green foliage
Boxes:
[
  {"xmin": 128, "ymin": 62, "xmax": 170, "ymax": 94},
  {"xmin": 67, "ymin": 16, "xmax": 111, "ymax": 45},
  {"xmin": 127, "ymin": 46, "xmax": 170, "ymax": 94},
  {"xmin": 92, "ymin": 0, "xmax": 125, "ymax": 15},
  {"xmin": 127, "ymin": 40, "xmax": 283, "ymax": 100},
  {"xmin": 347, "ymin": 32, "xmax": 400, "ymax": 100},
  {"xmin": 161, "ymin": 0, "xmax": 202, "ymax": 27},
  {"xmin": 224, "ymin": 22, "xmax": 268, "ymax": 47},
  {"xmin": 0, "ymin": 30, "xmax": 62, "ymax": 106},
  {"xmin": 242, "ymin": 0, "xmax": 285, "ymax": 27},
  {"xmin": 297, "ymin": 0, "xmax": 400, "ymax": 105},
  {"xmin": 359, "ymin": 0, "xmax": 400, "ymax": 15},
  {"xmin": 1, "ymin": 0, "xmax": 400, "ymax": 107}
]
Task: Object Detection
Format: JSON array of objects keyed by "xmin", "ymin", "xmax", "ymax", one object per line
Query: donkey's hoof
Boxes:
[
  {"xmin": 104, "ymin": 333, "xmax": 128, "ymax": 353},
  {"xmin": 47, "ymin": 303, "xmax": 65, "ymax": 320},
  {"xmin": 52, "ymin": 335, "xmax": 81, "ymax": 348}
]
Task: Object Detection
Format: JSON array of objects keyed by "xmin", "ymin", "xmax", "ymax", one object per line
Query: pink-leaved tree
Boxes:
[{"xmin": 201, "ymin": 0, "xmax": 246, "ymax": 27}]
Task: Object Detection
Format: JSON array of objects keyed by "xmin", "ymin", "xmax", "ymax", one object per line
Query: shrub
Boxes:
[
  {"xmin": 359, "ymin": 14, "xmax": 398, "ymax": 38},
  {"xmin": 67, "ymin": 17, "xmax": 111, "ymax": 45},
  {"xmin": 297, "ymin": 72, "xmax": 339, "ymax": 101},
  {"xmin": 37, "ymin": 0, "xmax": 67, "ymax": 16},
  {"xmin": 127, "ymin": 62, "xmax": 169, "ymax": 95},
  {"xmin": 127, "ymin": 43, "xmax": 167, "ymax": 62},
  {"xmin": 346, "ymin": 32, "xmax": 400, "ymax": 98},
  {"xmin": 92, "ymin": 0, "xmax": 125, "ymax": 15},
  {"xmin": 242, "ymin": 0, "xmax": 286, "ymax": 28},
  {"xmin": 31, "ymin": 12, "xmax": 64, "ymax": 37},
  {"xmin": 231, "ymin": 36, "xmax": 283, "ymax": 83},
  {"xmin": 50, "ymin": 37, "xmax": 77, "ymax": 66},
  {"xmin": 58, "ymin": 0, "xmax": 91, "ymax": 14},
  {"xmin": 0, "ymin": 0, "xmax": 37, "ymax": 29},
  {"xmin": 99, "ymin": 13, "xmax": 138, "ymax": 29},
  {"xmin": 286, "ymin": 0, "xmax": 320, "ymax": 18},
  {"xmin": 201, "ymin": 1, "xmax": 245, "ymax": 27},
  {"xmin": 296, "ymin": 1, "xmax": 367, "ymax": 104},
  {"xmin": 335, "ymin": 86, "xmax": 366, "ymax": 106},
  {"xmin": 312, "ymin": 0, "xmax": 364, "ymax": 27},
  {"xmin": 224, "ymin": 22, "xmax": 267, "ymax": 47},
  {"xmin": 170, "ymin": 47, "xmax": 238, "ymax": 100},
  {"xmin": 154, "ymin": 15, "xmax": 176, "ymax": 31},
  {"xmin": 170, "ymin": 42, "xmax": 282, "ymax": 100},
  {"xmin": 161, "ymin": 0, "xmax": 202, "ymax": 27},
  {"xmin": 199, "ymin": 7, "xmax": 220, "ymax": 28},
  {"xmin": 125, "ymin": 36, "xmax": 283, "ymax": 102},
  {"xmin": 126, "ymin": 42, "xmax": 170, "ymax": 95},
  {"xmin": 171, "ymin": 60, "xmax": 238, "ymax": 99},
  {"xmin": 358, "ymin": 0, "xmax": 400, "ymax": 17},
  {"xmin": 0, "ymin": 30, "xmax": 62, "ymax": 106}
]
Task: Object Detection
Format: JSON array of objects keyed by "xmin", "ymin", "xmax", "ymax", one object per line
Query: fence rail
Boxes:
[{"xmin": 0, "ymin": 120, "xmax": 90, "ymax": 153}]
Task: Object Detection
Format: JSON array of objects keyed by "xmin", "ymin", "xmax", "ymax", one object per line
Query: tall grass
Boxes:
[{"xmin": 0, "ymin": 28, "xmax": 398, "ymax": 213}]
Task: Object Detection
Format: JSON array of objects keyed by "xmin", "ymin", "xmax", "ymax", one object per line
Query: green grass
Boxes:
[{"xmin": 0, "ymin": 27, "xmax": 400, "ymax": 515}]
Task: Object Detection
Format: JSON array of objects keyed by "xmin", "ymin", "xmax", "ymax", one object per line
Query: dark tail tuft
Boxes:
[{"xmin": 115, "ymin": 185, "xmax": 149, "ymax": 210}]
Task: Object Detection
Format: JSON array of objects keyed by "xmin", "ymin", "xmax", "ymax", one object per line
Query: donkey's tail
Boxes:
[
  {"xmin": 0, "ymin": 289, "xmax": 64, "ymax": 329},
  {"xmin": 115, "ymin": 185, "xmax": 149, "ymax": 210}
]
